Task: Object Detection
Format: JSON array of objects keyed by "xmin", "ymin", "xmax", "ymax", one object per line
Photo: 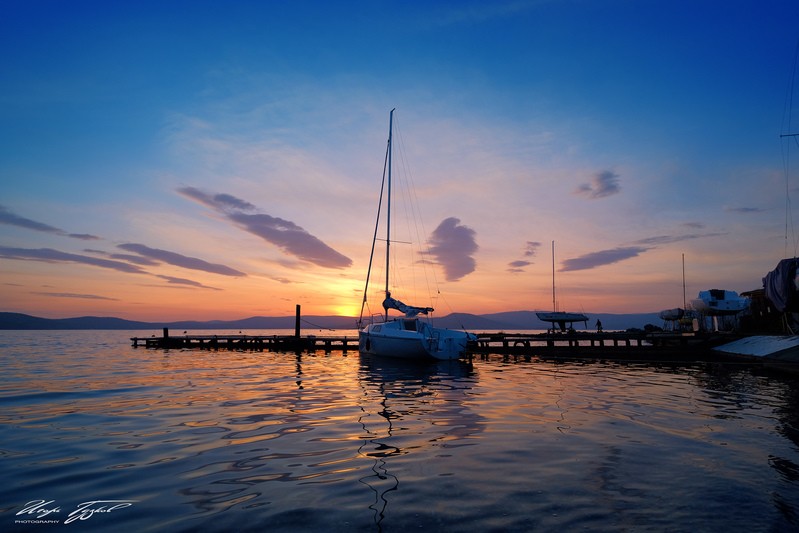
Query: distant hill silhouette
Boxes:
[{"xmin": 0, "ymin": 311, "xmax": 662, "ymax": 331}]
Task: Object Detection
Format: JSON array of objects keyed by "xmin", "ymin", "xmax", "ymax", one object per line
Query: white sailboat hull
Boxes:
[
  {"xmin": 536, "ymin": 311, "xmax": 588, "ymax": 323},
  {"xmin": 691, "ymin": 289, "xmax": 749, "ymax": 316},
  {"xmin": 359, "ymin": 318, "xmax": 474, "ymax": 360}
]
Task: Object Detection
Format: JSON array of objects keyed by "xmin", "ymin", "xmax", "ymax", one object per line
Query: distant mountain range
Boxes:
[{"xmin": 0, "ymin": 311, "xmax": 663, "ymax": 331}]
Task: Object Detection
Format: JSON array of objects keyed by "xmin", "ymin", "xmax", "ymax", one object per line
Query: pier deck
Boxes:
[
  {"xmin": 130, "ymin": 331, "xmax": 359, "ymax": 352},
  {"xmin": 131, "ymin": 329, "xmax": 732, "ymax": 360}
]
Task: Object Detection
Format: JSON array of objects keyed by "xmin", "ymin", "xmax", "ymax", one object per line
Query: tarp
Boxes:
[
  {"xmin": 382, "ymin": 293, "xmax": 434, "ymax": 318},
  {"xmin": 763, "ymin": 258, "xmax": 799, "ymax": 312}
]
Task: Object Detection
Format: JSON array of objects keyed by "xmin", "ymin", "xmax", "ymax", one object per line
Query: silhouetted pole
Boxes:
[{"xmin": 295, "ymin": 305, "xmax": 301, "ymax": 339}]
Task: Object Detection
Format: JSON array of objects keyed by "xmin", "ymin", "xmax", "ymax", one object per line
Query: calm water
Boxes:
[{"xmin": 2, "ymin": 330, "xmax": 799, "ymax": 532}]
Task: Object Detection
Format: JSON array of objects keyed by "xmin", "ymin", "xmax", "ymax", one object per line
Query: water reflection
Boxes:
[
  {"xmin": 2, "ymin": 332, "xmax": 799, "ymax": 531},
  {"xmin": 356, "ymin": 355, "xmax": 481, "ymax": 530}
]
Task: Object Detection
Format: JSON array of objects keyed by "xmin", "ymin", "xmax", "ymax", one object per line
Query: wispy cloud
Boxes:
[
  {"xmin": 0, "ymin": 205, "xmax": 100, "ymax": 240},
  {"xmin": 508, "ymin": 241, "xmax": 541, "ymax": 272},
  {"xmin": 507, "ymin": 259, "xmax": 532, "ymax": 273},
  {"xmin": 178, "ymin": 186, "xmax": 352, "ymax": 269},
  {"xmin": 32, "ymin": 292, "xmax": 118, "ymax": 301},
  {"xmin": 575, "ymin": 170, "xmax": 621, "ymax": 199},
  {"xmin": 427, "ymin": 217, "xmax": 478, "ymax": 281},
  {"xmin": 682, "ymin": 222, "xmax": 705, "ymax": 229},
  {"xmin": 0, "ymin": 246, "xmax": 146, "ymax": 273},
  {"xmin": 155, "ymin": 275, "xmax": 222, "ymax": 290},
  {"xmin": 725, "ymin": 206, "xmax": 765, "ymax": 214},
  {"xmin": 523, "ymin": 241, "xmax": 541, "ymax": 257},
  {"xmin": 118, "ymin": 243, "xmax": 247, "ymax": 277},
  {"xmin": 632, "ymin": 232, "xmax": 727, "ymax": 246},
  {"xmin": 560, "ymin": 246, "xmax": 648, "ymax": 272},
  {"xmin": 85, "ymin": 249, "xmax": 161, "ymax": 266},
  {"xmin": 559, "ymin": 230, "xmax": 727, "ymax": 272}
]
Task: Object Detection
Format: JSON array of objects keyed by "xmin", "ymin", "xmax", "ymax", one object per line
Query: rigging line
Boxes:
[
  {"xmin": 393, "ymin": 114, "xmax": 442, "ymax": 310},
  {"xmin": 390, "ymin": 116, "xmax": 418, "ymax": 300},
  {"xmin": 299, "ymin": 318, "xmax": 337, "ymax": 331},
  {"xmin": 359, "ymin": 120, "xmax": 392, "ymax": 326},
  {"xmin": 392, "ymin": 114, "xmax": 439, "ymax": 310},
  {"xmin": 782, "ymin": 38, "xmax": 799, "ymax": 258}
]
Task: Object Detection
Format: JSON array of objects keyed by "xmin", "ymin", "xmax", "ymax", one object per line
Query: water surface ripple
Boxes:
[{"xmin": 1, "ymin": 331, "xmax": 798, "ymax": 531}]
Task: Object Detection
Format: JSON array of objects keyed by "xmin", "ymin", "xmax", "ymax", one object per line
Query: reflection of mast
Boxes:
[{"xmin": 357, "ymin": 382, "xmax": 400, "ymax": 531}]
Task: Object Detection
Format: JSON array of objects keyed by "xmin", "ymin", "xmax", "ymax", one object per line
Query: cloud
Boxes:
[
  {"xmin": 155, "ymin": 274, "xmax": 222, "ymax": 290},
  {"xmin": 85, "ymin": 249, "xmax": 161, "ymax": 266},
  {"xmin": 575, "ymin": 170, "xmax": 621, "ymax": 199},
  {"xmin": 118, "ymin": 243, "xmax": 247, "ymax": 276},
  {"xmin": 682, "ymin": 222, "xmax": 705, "ymax": 229},
  {"xmin": 523, "ymin": 241, "xmax": 541, "ymax": 257},
  {"xmin": 560, "ymin": 246, "xmax": 648, "ymax": 272},
  {"xmin": 632, "ymin": 232, "xmax": 727, "ymax": 246},
  {"xmin": 509, "ymin": 260, "xmax": 532, "ymax": 268},
  {"xmin": 558, "ymin": 230, "xmax": 728, "ymax": 272},
  {"xmin": 507, "ymin": 259, "xmax": 532, "ymax": 273},
  {"xmin": 0, "ymin": 205, "xmax": 100, "ymax": 240},
  {"xmin": 725, "ymin": 206, "xmax": 764, "ymax": 214},
  {"xmin": 427, "ymin": 217, "xmax": 478, "ymax": 281},
  {"xmin": 177, "ymin": 186, "xmax": 352, "ymax": 269},
  {"xmin": 32, "ymin": 292, "xmax": 118, "ymax": 301},
  {"xmin": 0, "ymin": 246, "xmax": 146, "ymax": 273},
  {"xmin": 108, "ymin": 253, "xmax": 161, "ymax": 266},
  {"xmin": 178, "ymin": 187, "xmax": 257, "ymax": 212},
  {"xmin": 508, "ymin": 242, "xmax": 540, "ymax": 272}
]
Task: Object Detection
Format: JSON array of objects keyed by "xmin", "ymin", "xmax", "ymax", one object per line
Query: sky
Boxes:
[{"xmin": 2, "ymin": 0, "xmax": 799, "ymax": 322}]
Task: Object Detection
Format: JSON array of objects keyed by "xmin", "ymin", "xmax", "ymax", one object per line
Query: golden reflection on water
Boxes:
[{"xmin": 1, "ymin": 331, "xmax": 799, "ymax": 531}]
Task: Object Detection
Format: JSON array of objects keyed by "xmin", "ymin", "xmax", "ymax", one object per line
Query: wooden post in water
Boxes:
[{"xmin": 295, "ymin": 305, "xmax": 301, "ymax": 339}]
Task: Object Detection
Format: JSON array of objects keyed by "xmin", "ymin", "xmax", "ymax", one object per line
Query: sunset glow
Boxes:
[{"xmin": 2, "ymin": 2, "xmax": 799, "ymax": 321}]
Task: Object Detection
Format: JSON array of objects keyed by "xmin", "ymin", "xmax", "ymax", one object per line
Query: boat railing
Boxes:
[{"xmin": 362, "ymin": 313, "xmax": 388, "ymax": 326}]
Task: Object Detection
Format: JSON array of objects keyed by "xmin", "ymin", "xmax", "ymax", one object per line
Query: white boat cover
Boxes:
[{"xmin": 763, "ymin": 258, "xmax": 799, "ymax": 312}]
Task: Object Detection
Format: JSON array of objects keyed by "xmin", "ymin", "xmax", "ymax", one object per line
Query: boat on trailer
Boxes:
[{"xmin": 536, "ymin": 241, "xmax": 588, "ymax": 332}]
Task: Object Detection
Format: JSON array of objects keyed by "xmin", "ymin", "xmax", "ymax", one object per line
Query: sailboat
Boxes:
[
  {"xmin": 358, "ymin": 109, "xmax": 476, "ymax": 360},
  {"xmin": 536, "ymin": 241, "xmax": 588, "ymax": 332}
]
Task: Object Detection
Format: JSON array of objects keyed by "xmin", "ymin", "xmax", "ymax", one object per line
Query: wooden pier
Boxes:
[
  {"xmin": 131, "ymin": 328, "xmax": 360, "ymax": 353},
  {"xmin": 131, "ymin": 328, "xmax": 732, "ymax": 360}
]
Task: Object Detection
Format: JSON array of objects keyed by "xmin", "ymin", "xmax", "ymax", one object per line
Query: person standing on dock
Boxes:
[{"xmin": 596, "ymin": 319, "xmax": 603, "ymax": 333}]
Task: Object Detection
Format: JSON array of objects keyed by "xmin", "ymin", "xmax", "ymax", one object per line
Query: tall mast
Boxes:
[
  {"xmin": 682, "ymin": 253, "xmax": 686, "ymax": 310},
  {"xmin": 384, "ymin": 108, "xmax": 395, "ymax": 320},
  {"xmin": 551, "ymin": 240, "xmax": 556, "ymax": 312}
]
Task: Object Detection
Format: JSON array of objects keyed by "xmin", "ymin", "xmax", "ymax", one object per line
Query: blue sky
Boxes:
[{"xmin": 2, "ymin": 0, "xmax": 799, "ymax": 321}]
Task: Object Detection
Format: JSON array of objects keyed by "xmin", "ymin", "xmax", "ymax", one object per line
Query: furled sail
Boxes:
[{"xmin": 382, "ymin": 292, "xmax": 434, "ymax": 318}]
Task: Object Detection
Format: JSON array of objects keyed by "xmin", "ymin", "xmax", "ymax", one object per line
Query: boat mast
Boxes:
[
  {"xmin": 551, "ymin": 240, "xmax": 556, "ymax": 312},
  {"xmin": 358, "ymin": 111, "xmax": 392, "ymax": 327},
  {"xmin": 682, "ymin": 253, "xmax": 686, "ymax": 310},
  {"xmin": 384, "ymin": 108, "xmax": 395, "ymax": 321}
]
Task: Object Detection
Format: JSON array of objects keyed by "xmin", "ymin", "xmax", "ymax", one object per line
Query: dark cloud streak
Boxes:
[
  {"xmin": 725, "ymin": 206, "xmax": 764, "ymax": 214},
  {"xmin": 155, "ymin": 274, "xmax": 222, "ymax": 290},
  {"xmin": 32, "ymin": 292, "xmax": 118, "ymax": 301},
  {"xmin": 0, "ymin": 246, "xmax": 146, "ymax": 273},
  {"xmin": 178, "ymin": 186, "xmax": 352, "ymax": 269},
  {"xmin": 560, "ymin": 246, "xmax": 648, "ymax": 272},
  {"xmin": 633, "ymin": 232, "xmax": 726, "ymax": 246},
  {"xmin": 118, "ymin": 243, "xmax": 247, "ymax": 277},
  {"xmin": 0, "ymin": 205, "xmax": 100, "ymax": 240}
]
